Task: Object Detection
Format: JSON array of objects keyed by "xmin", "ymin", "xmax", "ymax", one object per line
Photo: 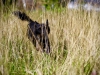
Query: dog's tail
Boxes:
[{"xmin": 13, "ymin": 11, "xmax": 33, "ymax": 22}]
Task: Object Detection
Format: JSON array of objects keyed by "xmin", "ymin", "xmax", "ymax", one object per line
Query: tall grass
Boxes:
[{"xmin": 0, "ymin": 8, "xmax": 100, "ymax": 75}]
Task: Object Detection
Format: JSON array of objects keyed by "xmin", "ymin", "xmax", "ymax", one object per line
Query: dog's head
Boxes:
[
  {"xmin": 43, "ymin": 20, "xmax": 50, "ymax": 53},
  {"xmin": 35, "ymin": 19, "xmax": 50, "ymax": 53},
  {"xmin": 30, "ymin": 19, "xmax": 50, "ymax": 53}
]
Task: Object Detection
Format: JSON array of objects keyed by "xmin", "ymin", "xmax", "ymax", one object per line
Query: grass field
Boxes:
[{"xmin": 0, "ymin": 7, "xmax": 100, "ymax": 75}]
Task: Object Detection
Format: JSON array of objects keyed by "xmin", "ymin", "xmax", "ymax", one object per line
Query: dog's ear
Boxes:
[{"xmin": 46, "ymin": 19, "xmax": 50, "ymax": 34}]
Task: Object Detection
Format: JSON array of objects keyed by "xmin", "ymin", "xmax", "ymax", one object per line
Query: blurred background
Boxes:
[{"xmin": 1, "ymin": 0, "xmax": 100, "ymax": 11}]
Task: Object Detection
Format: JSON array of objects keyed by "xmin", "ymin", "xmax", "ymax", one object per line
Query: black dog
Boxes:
[{"xmin": 13, "ymin": 11, "xmax": 50, "ymax": 53}]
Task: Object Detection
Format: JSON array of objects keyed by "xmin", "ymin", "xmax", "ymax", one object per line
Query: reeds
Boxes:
[{"xmin": 0, "ymin": 8, "xmax": 100, "ymax": 75}]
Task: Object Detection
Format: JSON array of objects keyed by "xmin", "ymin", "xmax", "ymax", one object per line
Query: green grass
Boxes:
[{"xmin": 0, "ymin": 7, "xmax": 100, "ymax": 75}]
